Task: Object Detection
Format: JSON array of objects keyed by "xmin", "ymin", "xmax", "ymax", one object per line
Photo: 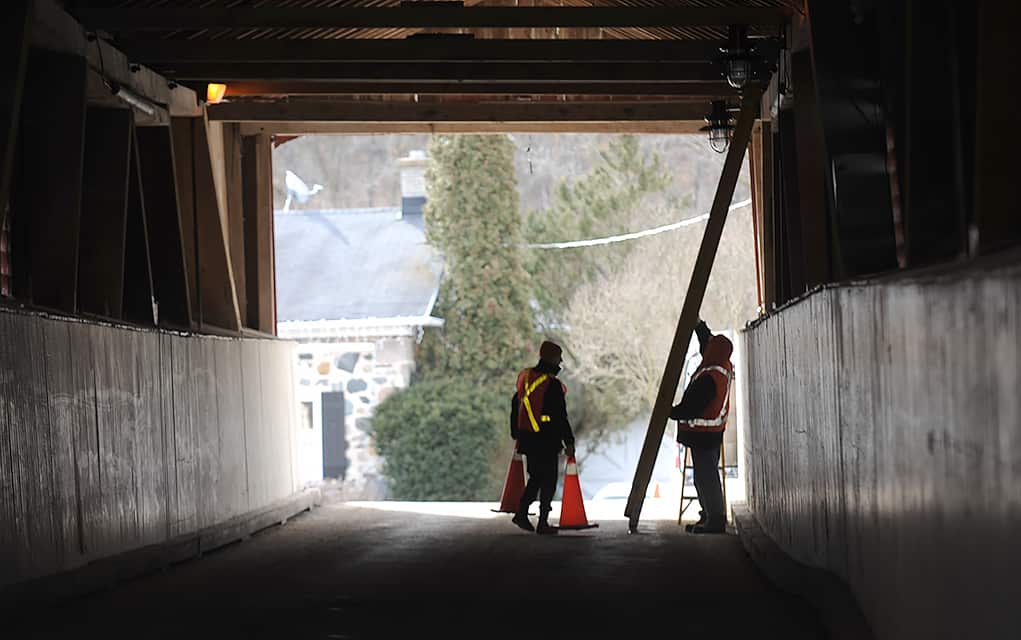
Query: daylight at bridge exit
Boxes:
[{"xmin": 0, "ymin": 1, "xmax": 1018, "ymax": 639}]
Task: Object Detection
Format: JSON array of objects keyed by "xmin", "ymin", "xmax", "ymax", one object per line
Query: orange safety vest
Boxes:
[
  {"xmin": 677, "ymin": 362, "xmax": 733, "ymax": 433},
  {"xmin": 515, "ymin": 368, "xmax": 566, "ymax": 434}
]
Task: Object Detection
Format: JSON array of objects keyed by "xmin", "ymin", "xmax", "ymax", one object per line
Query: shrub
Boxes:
[{"xmin": 373, "ymin": 377, "xmax": 512, "ymax": 501}]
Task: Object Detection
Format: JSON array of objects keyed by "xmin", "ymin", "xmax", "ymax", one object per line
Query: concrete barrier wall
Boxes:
[
  {"xmin": 0, "ymin": 308, "xmax": 299, "ymax": 588},
  {"xmin": 743, "ymin": 259, "xmax": 1020, "ymax": 639}
]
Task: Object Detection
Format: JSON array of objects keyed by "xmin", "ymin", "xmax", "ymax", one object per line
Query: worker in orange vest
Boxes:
[
  {"xmin": 509, "ymin": 340, "xmax": 576, "ymax": 535},
  {"xmin": 670, "ymin": 320, "xmax": 734, "ymax": 534}
]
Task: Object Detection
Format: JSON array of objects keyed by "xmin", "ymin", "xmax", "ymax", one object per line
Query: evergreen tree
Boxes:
[
  {"xmin": 419, "ymin": 134, "xmax": 535, "ymax": 382},
  {"xmin": 524, "ymin": 135, "xmax": 674, "ymax": 330}
]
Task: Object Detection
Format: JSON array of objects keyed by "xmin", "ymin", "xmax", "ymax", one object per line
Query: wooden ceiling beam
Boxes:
[
  {"xmin": 117, "ymin": 38, "xmax": 779, "ymax": 64},
  {"xmin": 161, "ymin": 61, "xmax": 726, "ymax": 83},
  {"xmin": 75, "ymin": 7, "xmax": 791, "ymax": 31},
  {"xmin": 240, "ymin": 121, "xmax": 707, "ymax": 135},
  {"xmin": 208, "ymin": 99, "xmax": 714, "ymax": 124},
  {"xmin": 219, "ymin": 80, "xmax": 739, "ymax": 97}
]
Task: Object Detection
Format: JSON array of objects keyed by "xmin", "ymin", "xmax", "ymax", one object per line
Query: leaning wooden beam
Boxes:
[
  {"xmin": 222, "ymin": 81, "xmax": 737, "ymax": 97},
  {"xmin": 118, "ymin": 38, "xmax": 771, "ymax": 64},
  {"xmin": 0, "ymin": 0, "xmax": 32, "ymax": 235},
  {"xmin": 13, "ymin": 49, "xmax": 88, "ymax": 312},
  {"xmin": 624, "ymin": 89, "xmax": 761, "ymax": 533},
  {"xmin": 73, "ymin": 7, "xmax": 791, "ymax": 31},
  {"xmin": 210, "ymin": 101, "xmax": 713, "ymax": 123},
  {"xmin": 78, "ymin": 108, "xmax": 132, "ymax": 319},
  {"xmin": 163, "ymin": 61, "xmax": 722, "ymax": 83}
]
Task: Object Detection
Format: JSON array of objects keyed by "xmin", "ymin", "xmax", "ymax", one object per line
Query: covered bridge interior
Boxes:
[{"xmin": 1, "ymin": 1, "xmax": 1018, "ymax": 638}]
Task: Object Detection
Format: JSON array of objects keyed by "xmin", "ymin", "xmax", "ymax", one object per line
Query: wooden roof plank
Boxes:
[{"xmin": 74, "ymin": 7, "xmax": 791, "ymax": 31}]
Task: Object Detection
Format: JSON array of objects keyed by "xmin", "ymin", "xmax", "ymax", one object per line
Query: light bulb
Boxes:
[{"xmin": 725, "ymin": 58, "xmax": 751, "ymax": 89}]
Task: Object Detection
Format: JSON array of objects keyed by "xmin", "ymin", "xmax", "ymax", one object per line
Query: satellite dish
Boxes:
[{"xmin": 283, "ymin": 169, "xmax": 324, "ymax": 212}]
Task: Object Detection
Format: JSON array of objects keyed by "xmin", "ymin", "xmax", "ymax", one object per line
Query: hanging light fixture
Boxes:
[
  {"xmin": 720, "ymin": 25, "xmax": 755, "ymax": 90},
  {"xmin": 701, "ymin": 100, "xmax": 735, "ymax": 154},
  {"xmin": 206, "ymin": 83, "xmax": 228, "ymax": 104}
]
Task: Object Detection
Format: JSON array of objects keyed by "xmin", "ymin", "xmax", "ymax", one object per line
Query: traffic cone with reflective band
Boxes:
[
  {"xmin": 557, "ymin": 456, "xmax": 599, "ymax": 530},
  {"xmin": 491, "ymin": 445, "xmax": 526, "ymax": 513}
]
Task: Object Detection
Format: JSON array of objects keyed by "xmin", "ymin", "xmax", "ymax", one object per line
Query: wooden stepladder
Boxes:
[{"xmin": 677, "ymin": 442, "xmax": 727, "ymax": 525}]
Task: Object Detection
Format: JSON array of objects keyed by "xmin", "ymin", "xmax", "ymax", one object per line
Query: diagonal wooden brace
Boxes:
[{"xmin": 625, "ymin": 90, "xmax": 762, "ymax": 533}]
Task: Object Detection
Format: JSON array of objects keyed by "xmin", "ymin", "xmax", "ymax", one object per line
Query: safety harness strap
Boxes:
[{"xmin": 522, "ymin": 373, "xmax": 549, "ymax": 433}]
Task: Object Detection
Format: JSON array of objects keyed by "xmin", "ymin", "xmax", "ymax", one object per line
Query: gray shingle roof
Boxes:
[{"xmin": 274, "ymin": 208, "xmax": 443, "ymax": 322}]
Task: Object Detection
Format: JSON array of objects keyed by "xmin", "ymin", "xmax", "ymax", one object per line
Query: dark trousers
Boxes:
[
  {"xmin": 691, "ymin": 444, "xmax": 725, "ymax": 524},
  {"xmin": 518, "ymin": 452, "xmax": 559, "ymax": 520}
]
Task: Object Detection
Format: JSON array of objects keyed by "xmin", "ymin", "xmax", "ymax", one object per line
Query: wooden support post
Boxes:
[
  {"xmin": 901, "ymin": 0, "xmax": 968, "ymax": 264},
  {"xmin": 760, "ymin": 121, "xmax": 777, "ymax": 310},
  {"xmin": 170, "ymin": 117, "xmax": 243, "ymax": 332},
  {"xmin": 170, "ymin": 118, "xmax": 200, "ymax": 320},
  {"xmin": 805, "ymin": 0, "xmax": 896, "ymax": 277},
  {"xmin": 624, "ymin": 90, "xmax": 760, "ymax": 532},
  {"xmin": 791, "ymin": 51, "xmax": 832, "ymax": 287},
  {"xmin": 122, "ymin": 123, "xmax": 157, "ymax": 325},
  {"xmin": 974, "ymin": 2, "xmax": 1021, "ymax": 254},
  {"xmin": 12, "ymin": 49, "xmax": 87, "ymax": 312},
  {"xmin": 0, "ymin": 0, "xmax": 31, "ymax": 234},
  {"xmin": 223, "ymin": 123, "xmax": 247, "ymax": 317},
  {"xmin": 241, "ymin": 133, "xmax": 276, "ymax": 333},
  {"xmin": 78, "ymin": 108, "xmax": 132, "ymax": 319},
  {"xmin": 195, "ymin": 118, "xmax": 242, "ymax": 331},
  {"xmin": 749, "ymin": 121, "xmax": 765, "ymax": 312},
  {"xmin": 135, "ymin": 125, "xmax": 192, "ymax": 328},
  {"xmin": 776, "ymin": 107, "xmax": 806, "ymax": 299}
]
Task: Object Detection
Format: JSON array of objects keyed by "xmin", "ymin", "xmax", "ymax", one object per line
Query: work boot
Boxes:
[
  {"xmin": 685, "ymin": 510, "xmax": 707, "ymax": 533},
  {"xmin": 536, "ymin": 521, "xmax": 559, "ymax": 536},
  {"xmin": 512, "ymin": 511, "xmax": 534, "ymax": 532},
  {"xmin": 690, "ymin": 517, "xmax": 726, "ymax": 535}
]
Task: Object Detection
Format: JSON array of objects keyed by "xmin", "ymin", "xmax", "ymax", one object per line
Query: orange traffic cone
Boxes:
[
  {"xmin": 491, "ymin": 445, "xmax": 526, "ymax": 513},
  {"xmin": 557, "ymin": 456, "xmax": 599, "ymax": 530},
  {"xmin": 653, "ymin": 482, "xmax": 661, "ymax": 499}
]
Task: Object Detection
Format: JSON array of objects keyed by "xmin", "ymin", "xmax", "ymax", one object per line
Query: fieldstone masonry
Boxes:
[{"xmin": 293, "ymin": 338, "xmax": 417, "ymax": 499}]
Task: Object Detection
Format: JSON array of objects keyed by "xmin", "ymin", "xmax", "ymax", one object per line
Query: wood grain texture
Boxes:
[
  {"xmin": 745, "ymin": 260, "xmax": 1021, "ymax": 639},
  {"xmin": 0, "ymin": 308, "xmax": 299, "ymax": 588}
]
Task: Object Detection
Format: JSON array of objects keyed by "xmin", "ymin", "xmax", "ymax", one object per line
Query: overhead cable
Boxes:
[{"xmin": 525, "ymin": 198, "xmax": 752, "ymax": 250}]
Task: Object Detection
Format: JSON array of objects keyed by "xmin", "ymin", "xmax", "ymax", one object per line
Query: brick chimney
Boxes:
[{"xmin": 398, "ymin": 149, "xmax": 428, "ymax": 219}]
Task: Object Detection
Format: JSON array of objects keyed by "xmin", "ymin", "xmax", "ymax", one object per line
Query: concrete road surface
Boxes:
[{"xmin": 12, "ymin": 502, "xmax": 825, "ymax": 639}]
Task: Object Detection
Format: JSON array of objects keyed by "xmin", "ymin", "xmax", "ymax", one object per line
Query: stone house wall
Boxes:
[{"xmin": 292, "ymin": 336, "xmax": 416, "ymax": 499}]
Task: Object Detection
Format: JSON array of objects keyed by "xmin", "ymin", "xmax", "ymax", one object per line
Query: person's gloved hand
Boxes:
[{"xmin": 695, "ymin": 319, "xmax": 712, "ymax": 353}]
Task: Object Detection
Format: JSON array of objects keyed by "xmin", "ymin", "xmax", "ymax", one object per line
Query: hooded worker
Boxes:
[
  {"xmin": 509, "ymin": 340, "xmax": 576, "ymax": 535},
  {"xmin": 670, "ymin": 320, "xmax": 734, "ymax": 534}
]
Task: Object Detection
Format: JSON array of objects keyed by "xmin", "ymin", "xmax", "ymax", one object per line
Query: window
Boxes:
[{"xmin": 301, "ymin": 401, "xmax": 313, "ymax": 431}]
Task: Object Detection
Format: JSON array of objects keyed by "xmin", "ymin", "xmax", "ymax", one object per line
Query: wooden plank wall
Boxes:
[
  {"xmin": 0, "ymin": 308, "xmax": 299, "ymax": 588},
  {"xmin": 743, "ymin": 259, "xmax": 1021, "ymax": 640}
]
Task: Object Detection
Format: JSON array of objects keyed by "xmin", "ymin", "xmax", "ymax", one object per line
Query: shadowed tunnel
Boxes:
[
  {"xmin": 11, "ymin": 504, "xmax": 825, "ymax": 639},
  {"xmin": 2, "ymin": 2, "xmax": 1020, "ymax": 639}
]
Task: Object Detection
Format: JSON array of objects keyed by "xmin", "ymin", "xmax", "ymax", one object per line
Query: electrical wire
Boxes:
[{"xmin": 525, "ymin": 199, "xmax": 752, "ymax": 250}]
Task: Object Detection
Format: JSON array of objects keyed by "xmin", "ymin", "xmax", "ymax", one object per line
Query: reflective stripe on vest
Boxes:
[
  {"xmin": 682, "ymin": 365, "xmax": 733, "ymax": 429},
  {"xmin": 522, "ymin": 373, "xmax": 549, "ymax": 433}
]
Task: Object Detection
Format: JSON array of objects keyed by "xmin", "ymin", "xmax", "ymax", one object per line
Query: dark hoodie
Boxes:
[
  {"xmin": 509, "ymin": 359, "xmax": 575, "ymax": 456},
  {"xmin": 670, "ymin": 330, "xmax": 733, "ymax": 448}
]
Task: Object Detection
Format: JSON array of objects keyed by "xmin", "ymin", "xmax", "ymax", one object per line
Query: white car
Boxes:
[{"xmin": 591, "ymin": 481, "xmax": 663, "ymax": 501}]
